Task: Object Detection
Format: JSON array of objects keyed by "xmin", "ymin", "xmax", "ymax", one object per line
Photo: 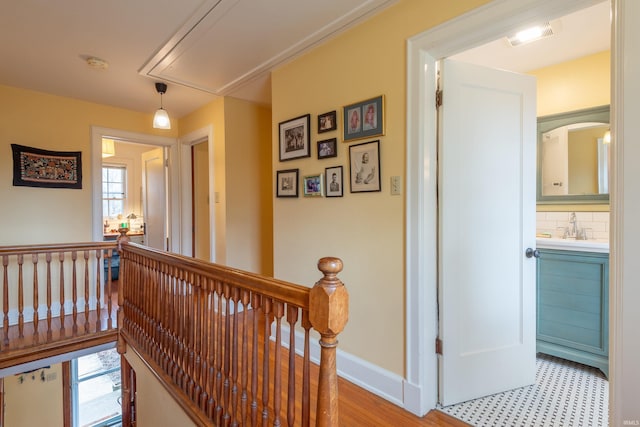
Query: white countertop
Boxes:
[{"xmin": 536, "ymin": 237, "xmax": 609, "ymax": 253}]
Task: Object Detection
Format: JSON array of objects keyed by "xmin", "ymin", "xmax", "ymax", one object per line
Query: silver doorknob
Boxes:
[{"xmin": 525, "ymin": 248, "xmax": 540, "ymax": 258}]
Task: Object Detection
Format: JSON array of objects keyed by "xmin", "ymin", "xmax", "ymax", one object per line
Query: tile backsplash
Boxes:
[{"xmin": 536, "ymin": 211, "xmax": 610, "ymax": 241}]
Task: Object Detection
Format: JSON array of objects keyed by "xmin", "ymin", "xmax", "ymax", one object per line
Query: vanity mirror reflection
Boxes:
[{"xmin": 537, "ymin": 105, "xmax": 610, "ymax": 204}]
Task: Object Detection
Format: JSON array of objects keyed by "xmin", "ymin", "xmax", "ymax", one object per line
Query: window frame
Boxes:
[
  {"xmin": 102, "ymin": 164, "xmax": 127, "ymax": 219},
  {"xmin": 70, "ymin": 348, "xmax": 122, "ymax": 427}
]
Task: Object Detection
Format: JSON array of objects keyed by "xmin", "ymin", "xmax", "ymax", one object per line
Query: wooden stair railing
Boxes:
[
  {"xmin": 117, "ymin": 241, "xmax": 348, "ymax": 427},
  {"xmin": 0, "ymin": 242, "xmax": 119, "ymax": 368}
]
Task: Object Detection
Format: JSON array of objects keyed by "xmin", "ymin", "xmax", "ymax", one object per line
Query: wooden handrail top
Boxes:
[
  {"xmin": 0, "ymin": 241, "xmax": 118, "ymax": 256},
  {"xmin": 121, "ymin": 242, "xmax": 310, "ymax": 308}
]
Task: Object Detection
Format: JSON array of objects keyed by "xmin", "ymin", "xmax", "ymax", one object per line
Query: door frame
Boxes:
[
  {"xmin": 404, "ymin": 0, "xmax": 614, "ymax": 416},
  {"xmin": 90, "ymin": 127, "xmax": 181, "ymax": 252},
  {"xmin": 179, "ymin": 126, "xmax": 216, "ymax": 261}
]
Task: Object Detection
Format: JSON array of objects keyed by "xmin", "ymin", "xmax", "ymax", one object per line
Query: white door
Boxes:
[
  {"xmin": 142, "ymin": 147, "xmax": 167, "ymax": 250},
  {"xmin": 438, "ymin": 59, "xmax": 537, "ymax": 406}
]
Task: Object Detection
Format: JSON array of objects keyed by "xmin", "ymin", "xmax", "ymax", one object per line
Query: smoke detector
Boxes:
[{"xmin": 86, "ymin": 57, "xmax": 109, "ymax": 70}]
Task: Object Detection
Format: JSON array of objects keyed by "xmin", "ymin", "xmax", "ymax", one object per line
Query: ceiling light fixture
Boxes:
[
  {"xmin": 507, "ymin": 22, "xmax": 554, "ymax": 47},
  {"xmin": 102, "ymin": 139, "xmax": 115, "ymax": 158},
  {"xmin": 153, "ymin": 82, "xmax": 171, "ymax": 130}
]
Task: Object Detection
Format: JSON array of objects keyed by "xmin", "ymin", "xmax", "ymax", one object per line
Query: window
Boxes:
[
  {"xmin": 103, "ymin": 165, "xmax": 126, "ymax": 218},
  {"xmin": 71, "ymin": 348, "xmax": 122, "ymax": 427}
]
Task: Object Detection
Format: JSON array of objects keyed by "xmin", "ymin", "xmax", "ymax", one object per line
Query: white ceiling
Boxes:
[
  {"xmin": 0, "ymin": 1, "xmax": 609, "ymax": 121},
  {"xmin": 0, "ymin": 0, "xmax": 397, "ymax": 119},
  {"xmin": 451, "ymin": 1, "xmax": 610, "ymax": 73}
]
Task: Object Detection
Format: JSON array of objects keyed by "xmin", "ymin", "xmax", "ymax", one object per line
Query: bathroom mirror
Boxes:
[{"xmin": 537, "ymin": 105, "xmax": 610, "ymax": 204}]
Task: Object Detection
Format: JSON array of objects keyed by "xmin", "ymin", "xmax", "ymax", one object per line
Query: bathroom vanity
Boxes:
[{"xmin": 535, "ymin": 238, "xmax": 609, "ymax": 377}]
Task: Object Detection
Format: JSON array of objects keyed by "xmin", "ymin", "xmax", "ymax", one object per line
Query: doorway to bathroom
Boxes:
[
  {"xmin": 442, "ymin": 0, "xmax": 611, "ymax": 410},
  {"xmin": 404, "ymin": 0, "xmax": 612, "ymax": 421}
]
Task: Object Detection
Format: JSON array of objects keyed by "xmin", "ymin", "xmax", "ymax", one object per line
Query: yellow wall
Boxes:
[
  {"xmin": 179, "ymin": 97, "xmax": 228, "ymax": 264},
  {"xmin": 223, "ymin": 97, "xmax": 273, "ymax": 275},
  {"xmin": 271, "ymin": 0, "xmax": 490, "ymax": 375},
  {"xmin": 529, "ymin": 50, "xmax": 610, "ymax": 212},
  {"xmin": 4, "ymin": 364, "xmax": 63, "ymax": 427},
  {"xmin": 530, "ymin": 50, "xmax": 610, "ymax": 117},
  {"xmin": 124, "ymin": 348, "xmax": 196, "ymax": 427},
  {"xmin": 0, "ymin": 84, "xmax": 176, "ymax": 245},
  {"xmin": 179, "ymin": 97, "xmax": 273, "ymax": 274}
]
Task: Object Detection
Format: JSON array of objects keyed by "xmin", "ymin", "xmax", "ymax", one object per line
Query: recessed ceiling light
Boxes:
[
  {"xmin": 507, "ymin": 22, "xmax": 554, "ymax": 47},
  {"xmin": 86, "ymin": 57, "xmax": 109, "ymax": 70}
]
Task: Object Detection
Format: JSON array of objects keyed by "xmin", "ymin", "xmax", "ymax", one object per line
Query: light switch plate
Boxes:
[{"xmin": 390, "ymin": 176, "xmax": 401, "ymax": 195}]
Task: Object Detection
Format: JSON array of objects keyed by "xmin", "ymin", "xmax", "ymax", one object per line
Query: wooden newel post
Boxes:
[{"xmin": 309, "ymin": 257, "xmax": 349, "ymax": 427}]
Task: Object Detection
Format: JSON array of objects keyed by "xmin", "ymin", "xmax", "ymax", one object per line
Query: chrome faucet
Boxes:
[{"xmin": 568, "ymin": 212, "xmax": 578, "ymax": 238}]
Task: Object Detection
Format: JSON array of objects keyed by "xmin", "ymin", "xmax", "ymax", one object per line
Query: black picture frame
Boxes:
[
  {"xmin": 279, "ymin": 114, "xmax": 311, "ymax": 161},
  {"xmin": 11, "ymin": 144, "xmax": 83, "ymax": 189},
  {"xmin": 343, "ymin": 95, "xmax": 385, "ymax": 142},
  {"xmin": 317, "ymin": 138, "xmax": 337, "ymax": 159},
  {"xmin": 318, "ymin": 111, "xmax": 337, "ymax": 133},
  {"xmin": 325, "ymin": 166, "xmax": 343, "ymax": 198},
  {"xmin": 276, "ymin": 169, "xmax": 299, "ymax": 197},
  {"xmin": 349, "ymin": 140, "xmax": 381, "ymax": 193}
]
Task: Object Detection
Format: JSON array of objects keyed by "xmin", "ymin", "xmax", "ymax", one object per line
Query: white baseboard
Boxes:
[{"xmin": 279, "ymin": 324, "xmax": 406, "ymax": 408}]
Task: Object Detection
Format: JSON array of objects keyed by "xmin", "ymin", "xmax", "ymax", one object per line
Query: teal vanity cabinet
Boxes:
[{"xmin": 536, "ymin": 248, "xmax": 609, "ymax": 377}]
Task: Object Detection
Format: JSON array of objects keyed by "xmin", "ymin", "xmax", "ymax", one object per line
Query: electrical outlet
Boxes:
[{"xmin": 390, "ymin": 176, "xmax": 401, "ymax": 195}]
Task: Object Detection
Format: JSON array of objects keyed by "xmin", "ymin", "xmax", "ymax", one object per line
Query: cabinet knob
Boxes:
[{"xmin": 525, "ymin": 248, "xmax": 540, "ymax": 258}]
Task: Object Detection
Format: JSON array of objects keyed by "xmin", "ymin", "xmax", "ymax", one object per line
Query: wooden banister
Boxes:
[
  {"xmin": 0, "ymin": 241, "xmax": 119, "ymax": 368},
  {"xmin": 117, "ymin": 243, "xmax": 348, "ymax": 426}
]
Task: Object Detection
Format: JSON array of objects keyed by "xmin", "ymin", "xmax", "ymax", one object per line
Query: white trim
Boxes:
[
  {"xmin": 178, "ymin": 126, "xmax": 215, "ymax": 261},
  {"xmin": 609, "ymin": 1, "xmax": 622, "ymax": 424},
  {"xmin": 405, "ymin": 0, "xmax": 611, "ymax": 416},
  {"xmin": 279, "ymin": 325, "xmax": 405, "ymax": 407},
  {"xmin": 609, "ymin": 1, "xmax": 640, "ymax": 424},
  {"xmin": 403, "ymin": 45, "xmax": 438, "ymax": 416},
  {"xmin": 91, "ymin": 127, "xmax": 182, "ymax": 253}
]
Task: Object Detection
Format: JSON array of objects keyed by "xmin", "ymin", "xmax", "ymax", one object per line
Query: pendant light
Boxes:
[
  {"xmin": 102, "ymin": 138, "xmax": 115, "ymax": 158},
  {"xmin": 153, "ymin": 82, "xmax": 171, "ymax": 130}
]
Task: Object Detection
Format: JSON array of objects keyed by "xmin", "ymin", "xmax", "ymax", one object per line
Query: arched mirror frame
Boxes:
[{"xmin": 537, "ymin": 105, "xmax": 610, "ymax": 204}]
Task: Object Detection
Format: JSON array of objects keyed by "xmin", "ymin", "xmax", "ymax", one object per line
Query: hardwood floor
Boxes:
[{"xmin": 338, "ymin": 375, "xmax": 470, "ymax": 426}]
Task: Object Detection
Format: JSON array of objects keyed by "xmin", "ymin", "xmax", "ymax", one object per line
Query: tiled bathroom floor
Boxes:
[{"xmin": 438, "ymin": 353, "xmax": 608, "ymax": 427}]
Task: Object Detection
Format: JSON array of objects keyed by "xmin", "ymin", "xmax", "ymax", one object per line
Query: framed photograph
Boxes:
[
  {"xmin": 303, "ymin": 174, "xmax": 323, "ymax": 197},
  {"xmin": 349, "ymin": 140, "xmax": 381, "ymax": 193},
  {"xmin": 318, "ymin": 111, "xmax": 337, "ymax": 133},
  {"xmin": 317, "ymin": 138, "xmax": 337, "ymax": 159},
  {"xmin": 276, "ymin": 169, "xmax": 299, "ymax": 198},
  {"xmin": 11, "ymin": 144, "xmax": 82, "ymax": 189},
  {"xmin": 343, "ymin": 95, "xmax": 384, "ymax": 142},
  {"xmin": 279, "ymin": 114, "xmax": 311, "ymax": 161},
  {"xmin": 325, "ymin": 166, "xmax": 343, "ymax": 198}
]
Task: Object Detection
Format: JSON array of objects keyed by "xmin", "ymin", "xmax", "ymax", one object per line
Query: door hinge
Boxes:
[
  {"xmin": 435, "ymin": 90, "xmax": 443, "ymax": 108},
  {"xmin": 435, "ymin": 337, "xmax": 443, "ymax": 355}
]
